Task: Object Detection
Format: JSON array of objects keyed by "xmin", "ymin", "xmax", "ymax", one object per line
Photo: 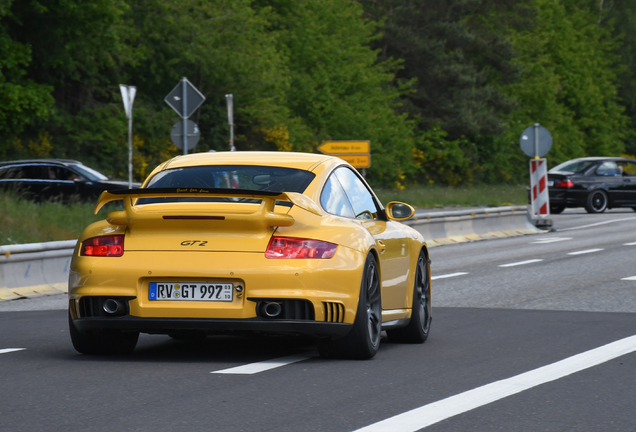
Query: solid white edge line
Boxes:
[
  {"xmin": 0, "ymin": 348, "xmax": 26, "ymax": 355},
  {"xmin": 353, "ymin": 335, "xmax": 636, "ymax": 432},
  {"xmin": 499, "ymin": 259, "xmax": 543, "ymax": 268},
  {"xmin": 431, "ymin": 272, "xmax": 468, "ymax": 281},
  {"xmin": 559, "ymin": 217, "xmax": 636, "ymax": 231},
  {"xmin": 567, "ymin": 248, "xmax": 604, "ymax": 255},
  {"xmin": 621, "ymin": 276, "xmax": 636, "ymax": 281},
  {"xmin": 211, "ymin": 354, "xmax": 313, "ymax": 374},
  {"xmin": 531, "ymin": 237, "xmax": 572, "ymax": 244}
]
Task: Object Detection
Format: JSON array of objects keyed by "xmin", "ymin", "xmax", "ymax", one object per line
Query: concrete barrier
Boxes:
[
  {"xmin": 0, "ymin": 240, "xmax": 76, "ymax": 301},
  {"xmin": 0, "ymin": 206, "xmax": 542, "ymax": 301},
  {"xmin": 405, "ymin": 205, "xmax": 542, "ymax": 247}
]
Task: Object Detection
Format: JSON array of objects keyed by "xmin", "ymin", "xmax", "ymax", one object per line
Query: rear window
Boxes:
[
  {"xmin": 0, "ymin": 167, "xmax": 19, "ymax": 179},
  {"xmin": 0, "ymin": 165, "xmax": 46, "ymax": 179},
  {"xmin": 549, "ymin": 160, "xmax": 596, "ymax": 174},
  {"xmin": 140, "ymin": 165, "xmax": 315, "ymax": 204}
]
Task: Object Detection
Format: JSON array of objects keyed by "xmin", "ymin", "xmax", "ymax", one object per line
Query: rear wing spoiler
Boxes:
[{"xmin": 95, "ymin": 187, "xmax": 323, "ymax": 227}]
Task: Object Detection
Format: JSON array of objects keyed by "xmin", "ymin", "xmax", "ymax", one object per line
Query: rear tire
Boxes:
[
  {"xmin": 387, "ymin": 252, "xmax": 431, "ymax": 343},
  {"xmin": 317, "ymin": 254, "xmax": 381, "ymax": 360},
  {"xmin": 69, "ymin": 312, "xmax": 139, "ymax": 355},
  {"xmin": 585, "ymin": 190, "xmax": 608, "ymax": 213}
]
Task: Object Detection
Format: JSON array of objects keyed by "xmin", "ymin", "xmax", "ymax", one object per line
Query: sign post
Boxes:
[
  {"xmin": 119, "ymin": 84, "xmax": 136, "ymax": 188},
  {"xmin": 226, "ymin": 94, "xmax": 235, "ymax": 151},
  {"xmin": 165, "ymin": 78, "xmax": 205, "ymax": 155},
  {"xmin": 317, "ymin": 141, "xmax": 371, "ymax": 171},
  {"xmin": 520, "ymin": 124, "xmax": 553, "ymax": 227}
]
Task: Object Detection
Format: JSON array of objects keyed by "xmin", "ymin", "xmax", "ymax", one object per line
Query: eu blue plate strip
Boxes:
[{"xmin": 148, "ymin": 282, "xmax": 157, "ymax": 300}]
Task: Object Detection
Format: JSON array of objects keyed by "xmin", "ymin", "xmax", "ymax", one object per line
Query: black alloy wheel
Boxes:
[
  {"xmin": 364, "ymin": 257, "xmax": 382, "ymax": 349},
  {"xmin": 585, "ymin": 190, "xmax": 608, "ymax": 213},
  {"xmin": 317, "ymin": 254, "xmax": 382, "ymax": 360},
  {"xmin": 387, "ymin": 251, "xmax": 432, "ymax": 343}
]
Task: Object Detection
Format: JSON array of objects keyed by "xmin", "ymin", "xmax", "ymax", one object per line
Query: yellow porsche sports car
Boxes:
[{"xmin": 68, "ymin": 152, "xmax": 431, "ymax": 359}]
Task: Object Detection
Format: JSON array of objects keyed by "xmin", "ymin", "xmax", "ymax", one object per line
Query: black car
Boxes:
[
  {"xmin": 548, "ymin": 157, "xmax": 636, "ymax": 214},
  {"xmin": 0, "ymin": 159, "xmax": 138, "ymax": 202}
]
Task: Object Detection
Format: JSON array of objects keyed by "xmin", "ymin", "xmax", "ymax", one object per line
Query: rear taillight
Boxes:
[
  {"xmin": 554, "ymin": 179, "xmax": 574, "ymax": 188},
  {"xmin": 265, "ymin": 237, "xmax": 337, "ymax": 259},
  {"xmin": 81, "ymin": 235, "xmax": 124, "ymax": 257}
]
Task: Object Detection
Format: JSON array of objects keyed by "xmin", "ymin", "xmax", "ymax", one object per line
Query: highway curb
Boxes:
[{"xmin": 0, "ymin": 206, "xmax": 542, "ymax": 302}]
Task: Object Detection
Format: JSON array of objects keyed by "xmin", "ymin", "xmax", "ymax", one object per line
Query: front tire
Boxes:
[
  {"xmin": 585, "ymin": 190, "xmax": 608, "ymax": 213},
  {"xmin": 387, "ymin": 252, "xmax": 432, "ymax": 343},
  {"xmin": 317, "ymin": 254, "xmax": 382, "ymax": 360},
  {"xmin": 69, "ymin": 312, "xmax": 139, "ymax": 355}
]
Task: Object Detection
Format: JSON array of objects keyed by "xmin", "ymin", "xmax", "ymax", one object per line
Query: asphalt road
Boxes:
[{"xmin": 1, "ymin": 207, "xmax": 635, "ymax": 432}]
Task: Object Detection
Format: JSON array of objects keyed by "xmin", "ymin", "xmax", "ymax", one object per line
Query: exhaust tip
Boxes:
[
  {"xmin": 103, "ymin": 299, "xmax": 125, "ymax": 315},
  {"xmin": 263, "ymin": 301, "xmax": 282, "ymax": 318}
]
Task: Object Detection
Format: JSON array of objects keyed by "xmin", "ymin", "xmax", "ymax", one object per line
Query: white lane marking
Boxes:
[
  {"xmin": 624, "ymin": 242, "xmax": 636, "ymax": 246},
  {"xmin": 211, "ymin": 354, "xmax": 313, "ymax": 374},
  {"xmin": 499, "ymin": 259, "xmax": 543, "ymax": 268},
  {"xmin": 567, "ymin": 248, "xmax": 604, "ymax": 255},
  {"xmin": 0, "ymin": 348, "xmax": 25, "ymax": 355},
  {"xmin": 559, "ymin": 217, "xmax": 636, "ymax": 232},
  {"xmin": 621, "ymin": 276, "xmax": 636, "ymax": 281},
  {"xmin": 431, "ymin": 272, "xmax": 468, "ymax": 281},
  {"xmin": 353, "ymin": 335, "xmax": 636, "ymax": 432},
  {"xmin": 531, "ymin": 237, "xmax": 572, "ymax": 244}
]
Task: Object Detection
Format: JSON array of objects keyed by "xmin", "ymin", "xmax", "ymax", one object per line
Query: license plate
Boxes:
[
  {"xmin": 148, "ymin": 282, "xmax": 233, "ymax": 302},
  {"xmin": 547, "ymin": 180, "xmax": 554, "ymax": 187}
]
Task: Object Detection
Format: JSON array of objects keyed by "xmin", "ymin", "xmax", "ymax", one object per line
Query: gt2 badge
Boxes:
[{"xmin": 181, "ymin": 240, "xmax": 208, "ymax": 246}]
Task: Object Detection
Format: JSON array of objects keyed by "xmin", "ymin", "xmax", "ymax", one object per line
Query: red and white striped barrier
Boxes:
[{"xmin": 530, "ymin": 159, "xmax": 550, "ymax": 217}]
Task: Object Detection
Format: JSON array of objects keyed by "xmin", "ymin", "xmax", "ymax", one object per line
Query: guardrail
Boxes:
[
  {"xmin": 0, "ymin": 206, "xmax": 542, "ymax": 301},
  {"xmin": 405, "ymin": 205, "xmax": 541, "ymax": 247},
  {"xmin": 0, "ymin": 240, "xmax": 76, "ymax": 301}
]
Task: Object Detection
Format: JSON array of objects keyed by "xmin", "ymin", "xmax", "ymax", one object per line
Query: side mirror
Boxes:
[{"xmin": 385, "ymin": 201, "xmax": 415, "ymax": 221}]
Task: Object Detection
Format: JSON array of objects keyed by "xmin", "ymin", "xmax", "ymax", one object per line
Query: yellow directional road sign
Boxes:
[
  {"xmin": 317, "ymin": 141, "xmax": 370, "ymax": 154},
  {"xmin": 317, "ymin": 141, "xmax": 371, "ymax": 168},
  {"xmin": 335, "ymin": 154, "xmax": 371, "ymax": 168}
]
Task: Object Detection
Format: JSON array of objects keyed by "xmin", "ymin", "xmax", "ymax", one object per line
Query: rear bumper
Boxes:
[
  {"xmin": 69, "ymin": 248, "xmax": 365, "ymax": 324},
  {"xmin": 73, "ymin": 316, "xmax": 352, "ymax": 338},
  {"xmin": 548, "ymin": 189, "xmax": 586, "ymax": 207}
]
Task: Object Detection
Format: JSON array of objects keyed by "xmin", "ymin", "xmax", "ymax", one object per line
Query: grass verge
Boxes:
[
  {"xmin": 1, "ymin": 183, "xmax": 529, "ymax": 245},
  {"xmin": 0, "ymin": 193, "xmax": 106, "ymax": 245},
  {"xmin": 374, "ymin": 183, "xmax": 528, "ymax": 209}
]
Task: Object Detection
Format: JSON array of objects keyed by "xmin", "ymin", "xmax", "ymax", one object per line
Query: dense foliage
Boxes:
[{"xmin": 0, "ymin": 0, "xmax": 633, "ymax": 187}]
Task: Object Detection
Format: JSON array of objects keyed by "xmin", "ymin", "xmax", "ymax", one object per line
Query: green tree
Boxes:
[
  {"xmin": 603, "ymin": 0, "xmax": 636, "ymax": 155},
  {"xmin": 359, "ymin": 0, "xmax": 527, "ymax": 140},
  {"xmin": 357, "ymin": 0, "xmax": 536, "ymax": 185},
  {"xmin": 2, "ymin": 0, "xmax": 289, "ymax": 178},
  {"xmin": 119, "ymin": 0, "xmax": 290, "ymax": 178},
  {"xmin": 0, "ymin": 0, "xmax": 54, "ymax": 157},
  {"xmin": 255, "ymin": 0, "xmax": 418, "ymax": 184},
  {"xmin": 493, "ymin": 0, "xmax": 628, "ymax": 181},
  {"xmin": 2, "ymin": 0, "xmax": 129, "ymax": 171}
]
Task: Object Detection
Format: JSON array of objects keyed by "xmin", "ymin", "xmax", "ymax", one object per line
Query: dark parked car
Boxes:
[
  {"xmin": 548, "ymin": 157, "xmax": 636, "ymax": 214},
  {"xmin": 0, "ymin": 159, "xmax": 138, "ymax": 202}
]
